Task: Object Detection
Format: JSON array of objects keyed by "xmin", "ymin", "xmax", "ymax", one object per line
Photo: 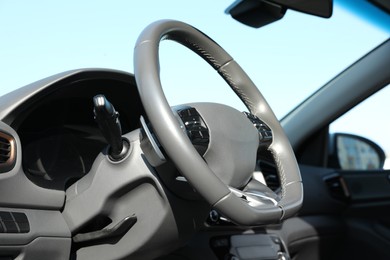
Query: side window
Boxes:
[{"xmin": 329, "ymin": 84, "xmax": 389, "ymax": 170}]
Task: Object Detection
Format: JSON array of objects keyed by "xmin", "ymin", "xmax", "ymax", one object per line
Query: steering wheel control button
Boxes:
[
  {"xmin": 175, "ymin": 106, "xmax": 210, "ymax": 155},
  {"xmin": 244, "ymin": 112, "xmax": 273, "ymax": 147},
  {"xmin": 178, "ymin": 107, "xmax": 198, "ymax": 117}
]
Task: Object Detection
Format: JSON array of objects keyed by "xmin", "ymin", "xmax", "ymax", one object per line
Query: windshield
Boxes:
[{"xmin": 0, "ymin": 0, "xmax": 388, "ymax": 118}]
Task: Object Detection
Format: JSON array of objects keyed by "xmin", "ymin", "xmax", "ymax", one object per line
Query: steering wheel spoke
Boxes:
[{"xmin": 228, "ymin": 186, "xmax": 278, "ymax": 208}]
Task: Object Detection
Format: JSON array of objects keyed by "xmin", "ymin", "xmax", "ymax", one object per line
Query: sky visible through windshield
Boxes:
[
  {"xmin": 0, "ymin": 1, "xmax": 389, "ymax": 158},
  {"xmin": 0, "ymin": 1, "xmax": 387, "ymax": 114}
]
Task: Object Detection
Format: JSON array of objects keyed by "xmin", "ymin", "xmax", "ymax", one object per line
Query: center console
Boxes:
[{"xmin": 211, "ymin": 234, "xmax": 290, "ymax": 260}]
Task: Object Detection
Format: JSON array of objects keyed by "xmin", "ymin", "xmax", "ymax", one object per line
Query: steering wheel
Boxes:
[{"xmin": 134, "ymin": 20, "xmax": 303, "ymax": 225}]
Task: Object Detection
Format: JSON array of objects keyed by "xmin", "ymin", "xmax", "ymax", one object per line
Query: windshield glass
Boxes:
[{"xmin": 0, "ymin": 0, "xmax": 388, "ymax": 118}]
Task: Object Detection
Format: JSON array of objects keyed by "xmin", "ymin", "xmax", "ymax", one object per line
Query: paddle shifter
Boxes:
[{"xmin": 93, "ymin": 94, "xmax": 129, "ymax": 161}]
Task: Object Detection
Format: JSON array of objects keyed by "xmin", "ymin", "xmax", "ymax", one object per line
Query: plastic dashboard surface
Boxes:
[
  {"xmin": 0, "ymin": 69, "xmax": 145, "ymax": 259},
  {"xmin": 0, "ymin": 69, "xmax": 145, "ymax": 205}
]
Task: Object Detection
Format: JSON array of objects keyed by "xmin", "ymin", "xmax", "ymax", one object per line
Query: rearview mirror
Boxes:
[
  {"xmin": 272, "ymin": 0, "xmax": 333, "ymax": 18},
  {"xmin": 226, "ymin": 0, "xmax": 333, "ymax": 28},
  {"xmin": 330, "ymin": 133, "xmax": 386, "ymax": 171}
]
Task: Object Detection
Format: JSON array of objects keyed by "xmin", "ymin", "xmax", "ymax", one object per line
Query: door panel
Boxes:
[
  {"xmin": 342, "ymin": 172, "xmax": 390, "ymax": 202},
  {"xmin": 281, "ymin": 165, "xmax": 390, "ymax": 260}
]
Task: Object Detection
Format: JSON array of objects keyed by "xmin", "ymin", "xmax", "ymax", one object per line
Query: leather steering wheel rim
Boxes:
[{"xmin": 134, "ymin": 20, "xmax": 303, "ymax": 225}]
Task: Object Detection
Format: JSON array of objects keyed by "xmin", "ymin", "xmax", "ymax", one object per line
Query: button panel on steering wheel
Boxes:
[
  {"xmin": 244, "ymin": 112, "xmax": 273, "ymax": 148},
  {"xmin": 176, "ymin": 107, "xmax": 210, "ymax": 155}
]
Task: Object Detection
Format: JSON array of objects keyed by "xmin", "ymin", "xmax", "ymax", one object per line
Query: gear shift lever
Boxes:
[{"xmin": 93, "ymin": 94, "xmax": 129, "ymax": 161}]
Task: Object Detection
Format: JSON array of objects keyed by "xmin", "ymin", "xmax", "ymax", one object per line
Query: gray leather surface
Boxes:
[{"xmin": 192, "ymin": 103, "xmax": 259, "ymax": 188}]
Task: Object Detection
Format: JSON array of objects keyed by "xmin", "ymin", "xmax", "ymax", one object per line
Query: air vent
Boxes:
[
  {"xmin": 324, "ymin": 173, "xmax": 350, "ymax": 201},
  {"xmin": 0, "ymin": 131, "xmax": 16, "ymax": 173},
  {"xmin": 0, "ymin": 136, "xmax": 11, "ymax": 163}
]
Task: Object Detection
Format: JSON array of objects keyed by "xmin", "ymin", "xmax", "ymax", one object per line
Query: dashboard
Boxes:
[
  {"xmin": 0, "ymin": 68, "xmax": 279, "ymax": 198},
  {"xmin": 0, "ymin": 68, "xmax": 285, "ymax": 260},
  {"xmin": 0, "ymin": 69, "xmax": 145, "ymax": 191}
]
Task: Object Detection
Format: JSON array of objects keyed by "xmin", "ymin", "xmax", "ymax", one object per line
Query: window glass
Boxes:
[
  {"xmin": 0, "ymin": 1, "xmax": 388, "ymax": 119},
  {"xmin": 330, "ymin": 84, "xmax": 390, "ymax": 169}
]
